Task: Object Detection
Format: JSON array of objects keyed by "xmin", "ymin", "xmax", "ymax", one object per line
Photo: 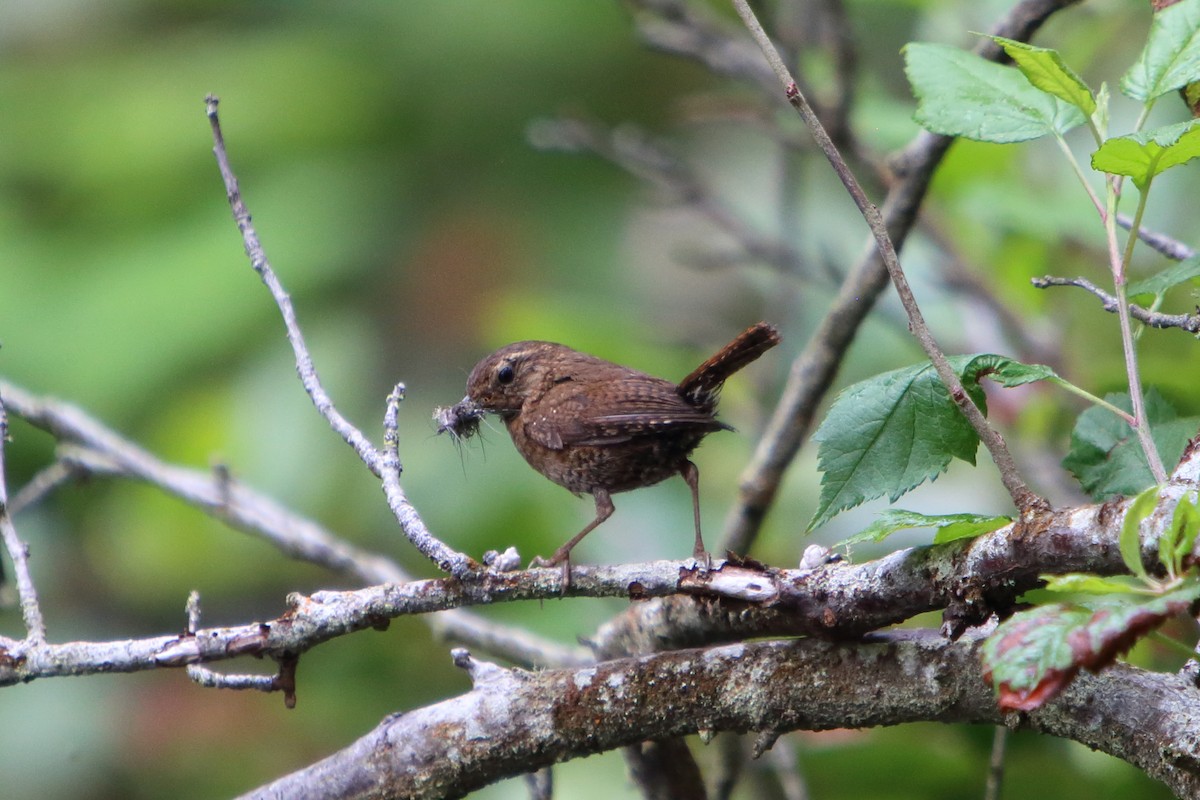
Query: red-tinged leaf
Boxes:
[
  {"xmin": 982, "ymin": 583, "xmax": 1200, "ymax": 711},
  {"xmin": 1069, "ymin": 587, "xmax": 1200, "ymax": 672},
  {"xmin": 981, "ymin": 606, "xmax": 1090, "ymax": 711}
]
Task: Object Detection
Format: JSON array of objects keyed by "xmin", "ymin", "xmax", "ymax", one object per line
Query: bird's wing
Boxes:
[{"xmin": 524, "ymin": 375, "xmax": 726, "ymax": 450}]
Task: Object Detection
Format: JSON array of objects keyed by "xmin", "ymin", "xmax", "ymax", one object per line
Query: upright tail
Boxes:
[{"xmin": 678, "ymin": 322, "xmax": 781, "ymax": 408}]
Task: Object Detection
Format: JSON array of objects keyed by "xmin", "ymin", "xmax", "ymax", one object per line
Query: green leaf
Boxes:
[
  {"xmin": 984, "ymin": 359, "xmax": 1059, "ymax": 388},
  {"xmin": 1091, "ymin": 119, "xmax": 1200, "ymax": 190},
  {"xmin": 1127, "ymin": 253, "xmax": 1200, "ymax": 299},
  {"xmin": 1094, "ymin": 81, "xmax": 1111, "ymax": 135},
  {"xmin": 1121, "ymin": 0, "xmax": 1200, "ymax": 102},
  {"xmin": 1041, "ymin": 574, "xmax": 1151, "ymax": 595},
  {"xmin": 810, "ymin": 354, "xmax": 1055, "ymax": 529},
  {"xmin": 839, "ymin": 509, "xmax": 1009, "ymax": 547},
  {"xmin": 1121, "ymin": 485, "xmax": 1161, "ymax": 582},
  {"xmin": 982, "ymin": 581, "xmax": 1200, "ymax": 711},
  {"xmin": 905, "ymin": 42, "xmax": 1086, "ymax": 143},
  {"xmin": 989, "ymin": 36, "xmax": 1096, "ymax": 115},
  {"xmin": 1062, "ymin": 389, "xmax": 1199, "ymax": 500},
  {"xmin": 933, "ymin": 515, "xmax": 1011, "ymax": 544},
  {"xmin": 1169, "ymin": 491, "xmax": 1200, "ymax": 570}
]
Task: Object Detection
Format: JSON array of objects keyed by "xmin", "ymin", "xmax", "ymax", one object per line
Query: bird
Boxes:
[{"xmin": 438, "ymin": 322, "xmax": 780, "ymax": 581}]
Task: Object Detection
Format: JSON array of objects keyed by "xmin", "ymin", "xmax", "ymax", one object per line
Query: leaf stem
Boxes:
[
  {"xmin": 1048, "ymin": 377, "xmax": 1136, "ymax": 425},
  {"xmin": 1106, "ymin": 179, "xmax": 1168, "ymax": 483},
  {"xmin": 1053, "ymin": 133, "xmax": 1104, "ymax": 217}
]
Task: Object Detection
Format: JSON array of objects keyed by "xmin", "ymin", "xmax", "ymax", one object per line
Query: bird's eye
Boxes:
[{"xmin": 497, "ymin": 364, "xmax": 515, "ymax": 385}]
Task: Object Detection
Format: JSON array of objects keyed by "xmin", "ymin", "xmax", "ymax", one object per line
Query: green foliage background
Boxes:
[{"xmin": 0, "ymin": 1, "xmax": 1193, "ymax": 797}]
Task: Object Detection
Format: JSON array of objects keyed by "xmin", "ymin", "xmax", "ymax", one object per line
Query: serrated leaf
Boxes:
[
  {"xmin": 1121, "ymin": 0, "xmax": 1200, "ymax": 102},
  {"xmin": 1042, "ymin": 574, "xmax": 1151, "ymax": 595},
  {"xmin": 811, "ymin": 354, "xmax": 1056, "ymax": 530},
  {"xmin": 1127, "ymin": 253, "xmax": 1200, "ymax": 299},
  {"xmin": 1121, "ymin": 485, "xmax": 1161, "ymax": 582},
  {"xmin": 982, "ymin": 582, "xmax": 1200, "ymax": 711},
  {"xmin": 1062, "ymin": 389, "xmax": 1199, "ymax": 500},
  {"xmin": 905, "ymin": 42, "xmax": 1086, "ymax": 143},
  {"xmin": 989, "ymin": 36, "xmax": 1096, "ymax": 115},
  {"xmin": 1092, "ymin": 119, "xmax": 1200, "ymax": 190},
  {"xmin": 838, "ymin": 509, "xmax": 1009, "ymax": 547}
]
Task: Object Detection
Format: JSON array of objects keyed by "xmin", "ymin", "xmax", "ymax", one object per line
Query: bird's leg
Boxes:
[
  {"xmin": 534, "ymin": 488, "xmax": 614, "ymax": 588},
  {"xmin": 680, "ymin": 460, "xmax": 711, "ymax": 568}
]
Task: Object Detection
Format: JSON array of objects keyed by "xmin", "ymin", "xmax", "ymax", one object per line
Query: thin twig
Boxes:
[
  {"xmin": 529, "ymin": 117, "xmax": 804, "ymax": 274},
  {"xmin": 8, "ymin": 460, "xmax": 77, "ymax": 516},
  {"xmin": 206, "ymin": 96, "xmax": 483, "ymax": 580},
  {"xmin": 984, "ymin": 725, "xmax": 1008, "ymax": 800},
  {"xmin": 766, "ymin": 735, "xmax": 809, "ymax": 800},
  {"xmin": 1031, "ymin": 276, "xmax": 1200, "ymax": 334},
  {"xmin": 204, "ymin": 95, "xmax": 382, "ymax": 475},
  {"xmin": 727, "ymin": 0, "xmax": 1046, "ymax": 520},
  {"xmin": 184, "ymin": 591, "xmax": 284, "ymax": 699},
  {"xmin": 524, "ymin": 768, "xmax": 553, "ymax": 800},
  {"xmin": 381, "ymin": 384, "xmax": 479, "ymax": 577},
  {"xmin": 0, "ymin": 394, "xmax": 47, "ymax": 642},
  {"xmin": 1117, "ymin": 213, "xmax": 1196, "ymax": 261}
]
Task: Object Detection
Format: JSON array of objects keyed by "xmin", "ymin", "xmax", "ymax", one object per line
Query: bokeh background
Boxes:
[{"xmin": 1, "ymin": 0, "xmax": 1194, "ymax": 797}]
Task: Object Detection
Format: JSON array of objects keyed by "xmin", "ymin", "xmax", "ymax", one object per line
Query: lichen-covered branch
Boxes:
[{"xmin": 239, "ymin": 632, "xmax": 1200, "ymax": 800}]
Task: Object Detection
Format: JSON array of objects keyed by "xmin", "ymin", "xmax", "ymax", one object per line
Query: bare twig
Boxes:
[
  {"xmin": 766, "ymin": 735, "xmax": 809, "ymax": 800},
  {"xmin": 1031, "ymin": 276, "xmax": 1200, "ymax": 334},
  {"xmin": 528, "ymin": 117, "xmax": 804, "ymax": 274},
  {"xmin": 0, "ymin": 393, "xmax": 47, "ymax": 642},
  {"xmin": 184, "ymin": 591, "xmax": 286, "ymax": 701},
  {"xmin": 8, "ymin": 460, "xmax": 76, "ymax": 516},
  {"xmin": 984, "ymin": 726, "xmax": 1009, "ymax": 800},
  {"xmin": 524, "ymin": 768, "xmax": 554, "ymax": 800},
  {"xmin": 206, "ymin": 96, "xmax": 484, "ymax": 581},
  {"xmin": 1118, "ymin": 213, "xmax": 1196, "ymax": 262},
  {"xmin": 205, "ymin": 95, "xmax": 381, "ymax": 475},
  {"xmin": 626, "ymin": 0, "xmax": 777, "ymax": 96},
  {"xmin": 381, "ymin": 384, "xmax": 478, "ymax": 577}
]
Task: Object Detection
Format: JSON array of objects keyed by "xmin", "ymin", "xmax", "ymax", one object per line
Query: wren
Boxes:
[{"xmin": 438, "ymin": 322, "xmax": 781, "ymax": 578}]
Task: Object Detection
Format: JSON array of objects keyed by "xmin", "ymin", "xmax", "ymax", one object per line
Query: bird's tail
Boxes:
[{"xmin": 677, "ymin": 322, "xmax": 781, "ymax": 407}]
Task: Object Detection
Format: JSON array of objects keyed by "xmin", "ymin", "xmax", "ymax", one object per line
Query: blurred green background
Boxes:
[{"xmin": 0, "ymin": 0, "xmax": 1193, "ymax": 797}]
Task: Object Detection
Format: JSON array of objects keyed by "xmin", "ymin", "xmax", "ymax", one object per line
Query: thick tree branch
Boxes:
[
  {"xmin": 4, "ymin": 435, "xmax": 1196, "ymax": 687},
  {"xmin": 239, "ymin": 631, "xmax": 1200, "ymax": 800}
]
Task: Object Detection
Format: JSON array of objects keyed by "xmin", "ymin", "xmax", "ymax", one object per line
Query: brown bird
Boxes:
[{"xmin": 438, "ymin": 322, "xmax": 780, "ymax": 578}]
